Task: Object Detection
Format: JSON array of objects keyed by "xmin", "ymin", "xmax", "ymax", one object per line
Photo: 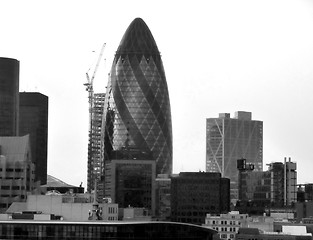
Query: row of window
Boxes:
[
  {"xmin": 213, "ymin": 227, "xmax": 238, "ymax": 232},
  {"xmin": 209, "ymin": 220, "xmax": 242, "ymax": 225},
  {"xmin": 0, "ymin": 168, "xmax": 24, "ymax": 172},
  {"xmin": 108, "ymin": 207, "xmax": 117, "ymax": 214},
  {"xmin": 220, "ymin": 233, "xmax": 235, "ymax": 239}
]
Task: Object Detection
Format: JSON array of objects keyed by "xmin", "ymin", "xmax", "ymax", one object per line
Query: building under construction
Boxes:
[{"xmin": 87, "ymin": 93, "xmax": 105, "ymax": 193}]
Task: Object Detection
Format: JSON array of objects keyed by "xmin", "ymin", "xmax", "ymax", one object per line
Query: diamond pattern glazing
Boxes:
[{"xmin": 101, "ymin": 18, "xmax": 172, "ymax": 175}]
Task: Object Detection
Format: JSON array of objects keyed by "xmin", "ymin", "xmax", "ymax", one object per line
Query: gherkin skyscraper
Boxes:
[{"xmin": 101, "ymin": 18, "xmax": 172, "ymax": 178}]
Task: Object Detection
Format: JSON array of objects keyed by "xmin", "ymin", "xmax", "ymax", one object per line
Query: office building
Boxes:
[
  {"xmin": 237, "ymin": 158, "xmax": 297, "ymax": 214},
  {"xmin": 0, "ymin": 135, "xmax": 37, "ymax": 213},
  {"xmin": 87, "ymin": 93, "xmax": 105, "ymax": 192},
  {"xmin": 237, "ymin": 158, "xmax": 271, "ymax": 213},
  {"xmin": 104, "ymin": 148, "xmax": 156, "ymax": 215},
  {"xmin": 0, "ymin": 57, "xmax": 19, "ymax": 136},
  {"xmin": 155, "ymin": 174, "xmax": 171, "ymax": 220},
  {"xmin": 206, "ymin": 111, "xmax": 263, "ymax": 202},
  {"xmin": 269, "ymin": 158, "xmax": 297, "ymax": 207},
  {"xmin": 171, "ymin": 172, "xmax": 230, "ymax": 225},
  {"xmin": 101, "ymin": 18, "xmax": 172, "ymax": 180},
  {"xmin": 19, "ymin": 92, "xmax": 48, "ymax": 185}
]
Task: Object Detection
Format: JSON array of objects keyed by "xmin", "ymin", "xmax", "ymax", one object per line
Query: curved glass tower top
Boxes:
[{"xmin": 101, "ymin": 18, "xmax": 172, "ymax": 175}]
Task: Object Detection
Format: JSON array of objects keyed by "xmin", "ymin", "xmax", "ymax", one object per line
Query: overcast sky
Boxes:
[{"xmin": 1, "ymin": 0, "xmax": 313, "ymax": 188}]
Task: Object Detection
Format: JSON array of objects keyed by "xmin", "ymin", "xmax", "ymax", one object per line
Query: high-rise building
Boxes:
[
  {"xmin": 87, "ymin": 93, "xmax": 105, "ymax": 192},
  {"xmin": 237, "ymin": 158, "xmax": 297, "ymax": 214},
  {"xmin": 0, "ymin": 57, "xmax": 19, "ymax": 136},
  {"xmin": 171, "ymin": 172, "xmax": 230, "ymax": 225},
  {"xmin": 101, "ymin": 18, "xmax": 172, "ymax": 190},
  {"xmin": 269, "ymin": 158, "xmax": 297, "ymax": 207},
  {"xmin": 19, "ymin": 92, "xmax": 48, "ymax": 185},
  {"xmin": 206, "ymin": 111, "xmax": 263, "ymax": 202}
]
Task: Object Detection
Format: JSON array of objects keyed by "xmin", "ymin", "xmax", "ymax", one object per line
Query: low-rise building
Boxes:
[
  {"xmin": 5, "ymin": 193, "xmax": 118, "ymax": 221},
  {"xmin": 171, "ymin": 172, "xmax": 230, "ymax": 225},
  {"xmin": 236, "ymin": 227, "xmax": 312, "ymax": 240},
  {"xmin": 203, "ymin": 211, "xmax": 248, "ymax": 240},
  {"xmin": 0, "ymin": 135, "xmax": 38, "ymax": 213}
]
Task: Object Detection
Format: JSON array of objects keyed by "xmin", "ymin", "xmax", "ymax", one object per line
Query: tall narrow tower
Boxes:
[
  {"xmin": 19, "ymin": 92, "xmax": 48, "ymax": 185},
  {"xmin": 0, "ymin": 57, "xmax": 19, "ymax": 136},
  {"xmin": 101, "ymin": 18, "xmax": 172, "ymax": 181}
]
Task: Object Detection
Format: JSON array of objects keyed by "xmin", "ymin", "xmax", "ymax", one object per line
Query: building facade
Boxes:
[
  {"xmin": 206, "ymin": 111, "xmax": 263, "ymax": 202},
  {"xmin": 237, "ymin": 158, "xmax": 271, "ymax": 213},
  {"xmin": 203, "ymin": 211, "xmax": 249, "ymax": 240},
  {"xmin": 0, "ymin": 57, "xmax": 19, "ymax": 136},
  {"xmin": 104, "ymin": 148, "xmax": 156, "ymax": 216},
  {"xmin": 19, "ymin": 92, "xmax": 48, "ymax": 185},
  {"xmin": 101, "ymin": 18, "xmax": 172, "ymax": 181},
  {"xmin": 87, "ymin": 93, "xmax": 105, "ymax": 193},
  {"xmin": 237, "ymin": 158, "xmax": 297, "ymax": 214},
  {"xmin": 269, "ymin": 158, "xmax": 297, "ymax": 207},
  {"xmin": 171, "ymin": 172, "xmax": 230, "ymax": 225},
  {"xmin": 0, "ymin": 135, "xmax": 36, "ymax": 213},
  {"xmin": 0, "ymin": 220, "xmax": 217, "ymax": 240},
  {"xmin": 155, "ymin": 174, "xmax": 171, "ymax": 220}
]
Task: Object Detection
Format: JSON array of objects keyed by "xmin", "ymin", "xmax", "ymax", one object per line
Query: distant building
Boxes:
[
  {"xmin": 237, "ymin": 158, "xmax": 297, "ymax": 214},
  {"xmin": 122, "ymin": 206, "xmax": 151, "ymax": 221},
  {"xmin": 296, "ymin": 202, "xmax": 313, "ymax": 223},
  {"xmin": 19, "ymin": 92, "xmax": 48, "ymax": 185},
  {"xmin": 39, "ymin": 175, "xmax": 84, "ymax": 194},
  {"xmin": 0, "ymin": 135, "xmax": 37, "ymax": 213},
  {"xmin": 296, "ymin": 184, "xmax": 313, "ymax": 203},
  {"xmin": 87, "ymin": 93, "xmax": 105, "ymax": 193},
  {"xmin": 203, "ymin": 211, "xmax": 248, "ymax": 240},
  {"xmin": 5, "ymin": 194, "xmax": 118, "ymax": 221},
  {"xmin": 171, "ymin": 172, "xmax": 230, "ymax": 225},
  {"xmin": 155, "ymin": 174, "xmax": 171, "ymax": 220},
  {"xmin": 101, "ymin": 18, "xmax": 173, "ymax": 186},
  {"xmin": 104, "ymin": 148, "xmax": 156, "ymax": 216},
  {"xmin": 237, "ymin": 158, "xmax": 271, "ymax": 214},
  {"xmin": 206, "ymin": 111, "xmax": 263, "ymax": 203},
  {"xmin": 269, "ymin": 158, "xmax": 297, "ymax": 207},
  {"xmin": 236, "ymin": 227, "xmax": 312, "ymax": 240},
  {"xmin": 0, "ymin": 57, "xmax": 19, "ymax": 136},
  {"xmin": 0, "ymin": 220, "xmax": 218, "ymax": 239}
]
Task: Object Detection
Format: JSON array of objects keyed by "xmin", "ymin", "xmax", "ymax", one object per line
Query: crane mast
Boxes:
[
  {"xmin": 84, "ymin": 43, "xmax": 106, "ymax": 133},
  {"xmin": 84, "ymin": 43, "xmax": 106, "ymax": 193}
]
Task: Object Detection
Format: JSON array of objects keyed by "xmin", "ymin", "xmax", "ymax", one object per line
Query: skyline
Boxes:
[{"xmin": 1, "ymin": 0, "xmax": 313, "ymax": 188}]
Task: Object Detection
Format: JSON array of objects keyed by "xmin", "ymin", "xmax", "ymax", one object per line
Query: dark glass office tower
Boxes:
[
  {"xmin": 19, "ymin": 92, "xmax": 48, "ymax": 185},
  {"xmin": 101, "ymin": 18, "xmax": 172, "ymax": 175},
  {"xmin": 0, "ymin": 57, "xmax": 19, "ymax": 136}
]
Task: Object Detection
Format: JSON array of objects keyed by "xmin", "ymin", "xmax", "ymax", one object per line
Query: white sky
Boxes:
[{"xmin": 1, "ymin": 0, "xmax": 313, "ymax": 188}]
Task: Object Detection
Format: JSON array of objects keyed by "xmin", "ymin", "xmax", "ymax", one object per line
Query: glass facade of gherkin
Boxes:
[{"xmin": 101, "ymin": 18, "xmax": 172, "ymax": 175}]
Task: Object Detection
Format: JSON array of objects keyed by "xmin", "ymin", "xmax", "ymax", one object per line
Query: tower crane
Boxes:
[
  {"xmin": 84, "ymin": 42, "xmax": 106, "ymax": 133},
  {"xmin": 84, "ymin": 43, "xmax": 106, "ymax": 193}
]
